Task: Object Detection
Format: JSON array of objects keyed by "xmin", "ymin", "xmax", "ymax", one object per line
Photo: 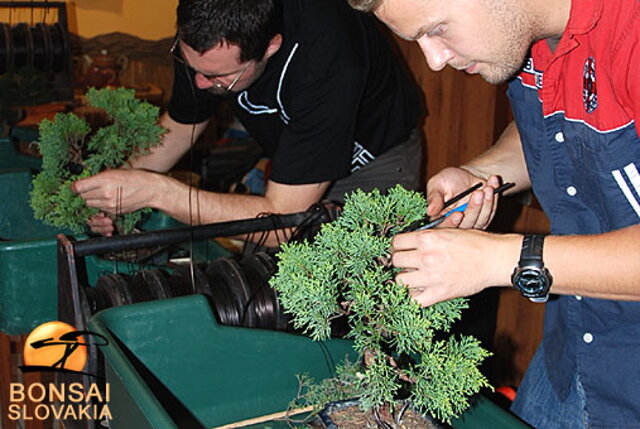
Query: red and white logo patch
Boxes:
[{"xmin": 583, "ymin": 57, "xmax": 597, "ymax": 113}]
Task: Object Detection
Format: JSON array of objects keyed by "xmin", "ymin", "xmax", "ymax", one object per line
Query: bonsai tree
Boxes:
[
  {"xmin": 269, "ymin": 186, "xmax": 491, "ymax": 426},
  {"xmin": 30, "ymin": 87, "xmax": 165, "ymax": 233}
]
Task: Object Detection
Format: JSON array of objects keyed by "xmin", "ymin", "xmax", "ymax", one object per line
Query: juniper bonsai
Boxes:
[
  {"xmin": 269, "ymin": 186, "xmax": 491, "ymax": 425},
  {"xmin": 30, "ymin": 87, "xmax": 165, "ymax": 233}
]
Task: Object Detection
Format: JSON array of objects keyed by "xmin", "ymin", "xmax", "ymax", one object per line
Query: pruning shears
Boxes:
[{"xmin": 405, "ymin": 182, "xmax": 515, "ymax": 232}]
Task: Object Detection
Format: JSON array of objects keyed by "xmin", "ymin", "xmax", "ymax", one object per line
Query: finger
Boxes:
[
  {"xmin": 408, "ymin": 286, "xmax": 426, "ymax": 298},
  {"xmin": 487, "ymin": 175, "xmax": 501, "ymax": 189},
  {"xmin": 457, "ymin": 190, "xmax": 485, "ymax": 229},
  {"xmin": 473, "ymin": 176, "xmax": 504, "ymax": 228},
  {"xmin": 434, "ymin": 211, "xmax": 463, "ymax": 229},
  {"xmin": 71, "ymin": 177, "xmax": 101, "ymax": 194},
  {"xmin": 396, "ymin": 268, "xmax": 432, "ymax": 289},
  {"xmin": 87, "ymin": 213, "xmax": 112, "ymax": 226},
  {"xmin": 426, "ymin": 190, "xmax": 446, "ymax": 217},
  {"xmin": 77, "ymin": 187, "xmax": 112, "ymax": 200},
  {"xmin": 391, "ymin": 249, "xmax": 422, "ymax": 270},
  {"xmin": 410, "ymin": 287, "xmax": 448, "ymax": 308},
  {"xmin": 487, "ymin": 175, "xmax": 503, "ymax": 221},
  {"xmin": 473, "ymin": 186, "xmax": 498, "ymax": 229},
  {"xmin": 398, "ymin": 274, "xmax": 449, "ymax": 307},
  {"xmin": 88, "ymin": 212, "xmax": 106, "ymax": 221},
  {"xmin": 84, "ymin": 198, "xmax": 121, "ymax": 214},
  {"xmin": 90, "ymin": 225, "xmax": 114, "ymax": 237},
  {"xmin": 392, "ymin": 231, "xmax": 421, "ymax": 251},
  {"xmin": 84, "ymin": 198, "xmax": 108, "ymax": 210},
  {"xmin": 88, "ymin": 214, "xmax": 114, "ymax": 236}
]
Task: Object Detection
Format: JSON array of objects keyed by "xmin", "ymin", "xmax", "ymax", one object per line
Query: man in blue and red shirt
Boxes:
[{"xmin": 349, "ymin": 0, "xmax": 640, "ymax": 427}]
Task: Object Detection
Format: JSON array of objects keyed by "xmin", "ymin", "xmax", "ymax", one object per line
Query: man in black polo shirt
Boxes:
[{"xmin": 73, "ymin": 0, "xmax": 422, "ymax": 240}]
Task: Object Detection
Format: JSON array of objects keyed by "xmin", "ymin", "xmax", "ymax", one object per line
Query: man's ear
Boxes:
[{"xmin": 264, "ymin": 33, "xmax": 283, "ymax": 59}]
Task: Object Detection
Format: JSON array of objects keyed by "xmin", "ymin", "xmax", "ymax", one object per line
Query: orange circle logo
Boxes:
[{"xmin": 23, "ymin": 321, "xmax": 87, "ymax": 372}]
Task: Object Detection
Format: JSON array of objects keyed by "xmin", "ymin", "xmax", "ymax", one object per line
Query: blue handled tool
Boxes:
[{"xmin": 407, "ymin": 182, "xmax": 515, "ymax": 232}]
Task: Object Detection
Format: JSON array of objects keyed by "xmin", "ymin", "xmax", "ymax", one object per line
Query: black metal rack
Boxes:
[
  {"xmin": 55, "ymin": 206, "xmax": 336, "ymax": 429},
  {"xmin": 0, "ymin": 1, "xmax": 73, "ymax": 101},
  {"xmin": 58, "ymin": 207, "xmax": 335, "ymax": 331}
]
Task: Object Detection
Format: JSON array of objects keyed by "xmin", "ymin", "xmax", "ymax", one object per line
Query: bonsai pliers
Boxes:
[{"xmin": 405, "ymin": 182, "xmax": 515, "ymax": 232}]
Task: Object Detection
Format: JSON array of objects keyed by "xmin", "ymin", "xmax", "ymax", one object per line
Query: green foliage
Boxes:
[
  {"xmin": 291, "ymin": 359, "xmax": 363, "ymax": 415},
  {"xmin": 270, "ymin": 186, "xmax": 491, "ymax": 423},
  {"xmin": 30, "ymin": 87, "xmax": 165, "ymax": 233}
]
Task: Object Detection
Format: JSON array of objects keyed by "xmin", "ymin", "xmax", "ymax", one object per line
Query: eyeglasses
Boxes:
[{"xmin": 170, "ymin": 37, "xmax": 250, "ymax": 93}]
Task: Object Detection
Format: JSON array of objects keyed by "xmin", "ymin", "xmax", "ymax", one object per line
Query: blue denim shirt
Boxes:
[{"xmin": 507, "ymin": 10, "xmax": 640, "ymax": 423}]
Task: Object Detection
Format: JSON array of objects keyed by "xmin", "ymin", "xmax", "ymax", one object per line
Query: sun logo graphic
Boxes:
[
  {"xmin": 22, "ymin": 321, "xmax": 91, "ymax": 373},
  {"xmin": 8, "ymin": 321, "xmax": 112, "ymax": 423}
]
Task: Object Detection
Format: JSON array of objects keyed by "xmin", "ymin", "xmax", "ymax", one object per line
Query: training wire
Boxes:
[{"xmin": 183, "ymin": 58, "xmax": 199, "ymax": 294}]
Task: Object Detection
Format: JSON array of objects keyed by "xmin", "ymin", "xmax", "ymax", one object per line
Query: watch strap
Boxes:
[{"xmin": 518, "ymin": 234, "xmax": 545, "ymax": 268}]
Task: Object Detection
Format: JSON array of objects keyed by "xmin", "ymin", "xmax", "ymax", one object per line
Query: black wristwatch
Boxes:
[{"xmin": 511, "ymin": 234, "xmax": 552, "ymax": 303}]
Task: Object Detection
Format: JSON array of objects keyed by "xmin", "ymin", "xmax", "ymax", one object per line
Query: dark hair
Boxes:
[
  {"xmin": 177, "ymin": 0, "xmax": 282, "ymax": 63},
  {"xmin": 347, "ymin": 0, "xmax": 383, "ymax": 12}
]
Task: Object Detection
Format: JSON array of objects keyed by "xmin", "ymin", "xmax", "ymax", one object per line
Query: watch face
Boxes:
[{"xmin": 514, "ymin": 268, "xmax": 550, "ymax": 297}]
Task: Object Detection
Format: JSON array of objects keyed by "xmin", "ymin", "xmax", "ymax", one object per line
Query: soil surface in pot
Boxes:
[{"xmin": 311, "ymin": 403, "xmax": 442, "ymax": 429}]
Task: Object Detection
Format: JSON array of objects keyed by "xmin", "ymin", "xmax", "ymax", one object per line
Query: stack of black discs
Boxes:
[
  {"xmin": 31, "ymin": 23, "xmax": 51, "ymax": 71},
  {"xmin": 79, "ymin": 270, "xmax": 173, "ymax": 328},
  {"xmin": 48, "ymin": 23, "xmax": 67, "ymax": 72},
  {"xmin": 205, "ymin": 257, "xmax": 255, "ymax": 327},
  {"xmin": 10, "ymin": 23, "xmax": 32, "ymax": 70},
  {"xmin": 77, "ymin": 252, "xmax": 291, "ymax": 333},
  {"xmin": 0, "ymin": 22, "xmax": 67, "ymax": 73},
  {"xmin": 239, "ymin": 252, "xmax": 289, "ymax": 330},
  {"xmin": 130, "ymin": 269, "xmax": 173, "ymax": 302},
  {"xmin": 80, "ymin": 273, "xmax": 130, "ymax": 329},
  {"xmin": 169, "ymin": 264, "xmax": 211, "ymax": 297}
]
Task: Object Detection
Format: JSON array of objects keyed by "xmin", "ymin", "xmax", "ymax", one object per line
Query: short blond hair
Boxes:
[{"xmin": 347, "ymin": 0, "xmax": 383, "ymax": 13}]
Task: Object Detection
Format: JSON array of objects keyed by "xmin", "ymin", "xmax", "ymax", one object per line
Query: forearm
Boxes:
[
  {"xmin": 154, "ymin": 179, "xmax": 281, "ymax": 224},
  {"xmin": 129, "ymin": 113, "xmax": 208, "ymax": 173},
  {"xmin": 152, "ymin": 177, "xmax": 330, "ymax": 245},
  {"xmin": 544, "ymin": 225, "xmax": 640, "ymax": 300},
  {"xmin": 462, "ymin": 121, "xmax": 531, "ymax": 193},
  {"xmin": 489, "ymin": 225, "xmax": 640, "ymax": 301}
]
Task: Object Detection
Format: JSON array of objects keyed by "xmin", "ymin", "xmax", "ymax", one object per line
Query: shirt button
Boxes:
[
  {"xmin": 567, "ymin": 186, "xmax": 577, "ymax": 196},
  {"xmin": 554, "ymin": 132, "xmax": 565, "ymax": 143},
  {"xmin": 575, "ymin": 295, "xmax": 582, "ymax": 301},
  {"xmin": 583, "ymin": 333, "xmax": 594, "ymax": 344}
]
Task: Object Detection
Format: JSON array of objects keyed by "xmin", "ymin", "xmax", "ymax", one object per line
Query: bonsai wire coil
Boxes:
[
  {"xmin": 0, "ymin": 22, "xmax": 68, "ymax": 72},
  {"xmin": 0, "ymin": 2, "xmax": 74, "ymax": 101},
  {"xmin": 77, "ymin": 253, "xmax": 290, "ymax": 335},
  {"xmin": 0, "ymin": 1, "xmax": 69, "ymax": 72},
  {"xmin": 59, "ymin": 204, "xmax": 338, "ymax": 333}
]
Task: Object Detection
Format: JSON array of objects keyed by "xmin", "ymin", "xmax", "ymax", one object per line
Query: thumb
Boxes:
[{"xmin": 426, "ymin": 188, "xmax": 445, "ymax": 216}]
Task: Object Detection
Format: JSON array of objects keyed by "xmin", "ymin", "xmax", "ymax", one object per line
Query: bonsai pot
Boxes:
[{"xmin": 316, "ymin": 399, "xmax": 447, "ymax": 429}]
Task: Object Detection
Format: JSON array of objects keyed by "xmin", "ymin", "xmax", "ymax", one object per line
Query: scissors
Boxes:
[{"xmin": 405, "ymin": 182, "xmax": 516, "ymax": 232}]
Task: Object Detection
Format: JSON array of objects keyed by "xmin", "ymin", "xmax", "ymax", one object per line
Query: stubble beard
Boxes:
[{"xmin": 477, "ymin": 0, "xmax": 536, "ymax": 84}]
